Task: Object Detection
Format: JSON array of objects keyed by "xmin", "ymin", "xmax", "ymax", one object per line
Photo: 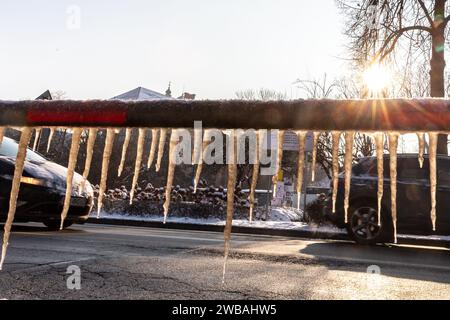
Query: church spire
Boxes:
[{"xmin": 165, "ymin": 82, "xmax": 172, "ymax": 97}]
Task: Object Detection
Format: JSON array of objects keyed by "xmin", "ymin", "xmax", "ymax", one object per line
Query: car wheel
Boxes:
[
  {"xmin": 43, "ymin": 220, "xmax": 73, "ymax": 231},
  {"xmin": 346, "ymin": 201, "xmax": 393, "ymax": 245}
]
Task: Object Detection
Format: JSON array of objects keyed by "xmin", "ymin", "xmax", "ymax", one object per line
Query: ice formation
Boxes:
[
  {"xmin": 0, "ymin": 128, "xmax": 32, "ymax": 270},
  {"xmin": 46, "ymin": 128, "xmax": 55, "ymax": 152},
  {"xmin": 60, "ymin": 128, "xmax": 82, "ymax": 230},
  {"xmin": 296, "ymin": 131, "xmax": 307, "ymax": 210},
  {"xmin": 428, "ymin": 132, "xmax": 438, "ymax": 231},
  {"xmin": 156, "ymin": 128, "xmax": 167, "ymax": 172},
  {"xmin": 118, "ymin": 128, "xmax": 132, "ymax": 177},
  {"xmin": 388, "ymin": 132, "xmax": 399, "ymax": 243},
  {"xmin": 147, "ymin": 129, "xmax": 159, "ymax": 169},
  {"xmin": 129, "ymin": 129, "xmax": 146, "ymax": 204},
  {"xmin": 417, "ymin": 133, "xmax": 425, "ymax": 169},
  {"xmin": 163, "ymin": 129, "xmax": 178, "ymax": 224},
  {"xmin": 343, "ymin": 131, "xmax": 354, "ymax": 223},
  {"xmin": 331, "ymin": 131, "xmax": 341, "ymax": 213},
  {"xmin": 223, "ymin": 130, "xmax": 237, "ymax": 284},
  {"xmin": 97, "ymin": 129, "xmax": 115, "ymax": 217},
  {"xmin": 81, "ymin": 128, "xmax": 98, "ymax": 191},
  {"xmin": 32, "ymin": 128, "xmax": 41, "ymax": 151},
  {"xmin": 374, "ymin": 132, "xmax": 384, "ymax": 226},
  {"xmin": 311, "ymin": 132, "xmax": 320, "ymax": 182},
  {"xmin": 272, "ymin": 130, "xmax": 285, "ymax": 198}
]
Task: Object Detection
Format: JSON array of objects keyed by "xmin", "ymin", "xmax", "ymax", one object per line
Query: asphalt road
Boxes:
[{"xmin": 0, "ymin": 223, "xmax": 449, "ymax": 300}]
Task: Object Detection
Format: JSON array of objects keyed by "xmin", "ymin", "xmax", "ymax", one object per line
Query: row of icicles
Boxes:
[{"xmin": 0, "ymin": 127, "xmax": 443, "ymax": 281}]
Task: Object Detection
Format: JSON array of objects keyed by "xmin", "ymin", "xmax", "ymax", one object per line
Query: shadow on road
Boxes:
[
  {"xmin": 0, "ymin": 223, "xmax": 86, "ymax": 234},
  {"xmin": 300, "ymin": 241, "xmax": 450, "ymax": 284}
]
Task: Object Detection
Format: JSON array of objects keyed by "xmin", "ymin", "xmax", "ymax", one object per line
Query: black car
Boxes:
[
  {"xmin": 325, "ymin": 154, "xmax": 450, "ymax": 244},
  {"xmin": 0, "ymin": 137, "xmax": 94, "ymax": 230}
]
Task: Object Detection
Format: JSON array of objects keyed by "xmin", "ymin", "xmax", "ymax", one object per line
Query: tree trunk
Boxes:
[{"xmin": 430, "ymin": 0, "xmax": 448, "ymax": 154}]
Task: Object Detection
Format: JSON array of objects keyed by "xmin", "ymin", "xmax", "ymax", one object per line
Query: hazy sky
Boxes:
[{"xmin": 0, "ymin": 0, "xmax": 346, "ymax": 100}]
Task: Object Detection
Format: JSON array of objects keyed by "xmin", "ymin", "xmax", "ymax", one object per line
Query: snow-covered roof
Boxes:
[{"xmin": 111, "ymin": 86, "xmax": 173, "ymax": 101}]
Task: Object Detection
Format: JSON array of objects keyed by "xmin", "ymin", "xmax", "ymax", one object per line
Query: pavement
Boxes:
[{"xmin": 0, "ymin": 223, "xmax": 449, "ymax": 300}]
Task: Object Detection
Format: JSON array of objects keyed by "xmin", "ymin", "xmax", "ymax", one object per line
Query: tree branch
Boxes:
[{"xmin": 416, "ymin": 0, "xmax": 434, "ymax": 26}]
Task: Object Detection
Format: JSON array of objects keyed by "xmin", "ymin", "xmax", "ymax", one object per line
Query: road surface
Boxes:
[{"xmin": 0, "ymin": 223, "xmax": 449, "ymax": 299}]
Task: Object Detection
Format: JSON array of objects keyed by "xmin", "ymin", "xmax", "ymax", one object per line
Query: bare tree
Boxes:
[
  {"xmin": 337, "ymin": 0, "xmax": 449, "ymax": 154},
  {"xmin": 235, "ymin": 88, "xmax": 288, "ymax": 101}
]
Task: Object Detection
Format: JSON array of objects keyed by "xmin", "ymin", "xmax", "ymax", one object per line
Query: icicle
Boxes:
[
  {"xmin": 163, "ymin": 129, "xmax": 178, "ymax": 224},
  {"xmin": 97, "ymin": 129, "xmax": 115, "ymax": 218},
  {"xmin": 0, "ymin": 127, "xmax": 5, "ymax": 147},
  {"xmin": 46, "ymin": 128, "xmax": 55, "ymax": 153},
  {"xmin": 155, "ymin": 128, "xmax": 167, "ymax": 172},
  {"xmin": 194, "ymin": 130, "xmax": 212, "ymax": 193},
  {"xmin": 129, "ymin": 129, "xmax": 146, "ymax": 204},
  {"xmin": 296, "ymin": 131, "xmax": 307, "ymax": 211},
  {"xmin": 417, "ymin": 133, "xmax": 425, "ymax": 169},
  {"xmin": 223, "ymin": 130, "xmax": 237, "ymax": 284},
  {"xmin": 147, "ymin": 129, "xmax": 159, "ymax": 169},
  {"xmin": 192, "ymin": 127, "xmax": 202, "ymax": 165},
  {"xmin": 0, "ymin": 127, "xmax": 32, "ymax": 270},
  {"xmin": 343, "ymin": 131, "xmax": 354, "ymax": 223},
  {"xmin": 249, "ymin": 130, "xmax": 262, "ymax": 222},
  {"xmin": 60, "ymin": 128, "xmax": 82, "ymax": 230},
  {"xmin": 374, "ymin": 132, "xmax": 384, "ymax": 227},
  {"xmin": 429, "ymin": 132, "xmax": 438, "ymax": 232},
  {"xmin": 272, "ymin": 130, "xmax": 285, "ymax": 198},
  {"xmin": 311, "ymin": 132, "xmax": 320, "ymax": 182},
  {"xmin": 118, "ymin": 128, "xmax": 132, "ymax": 177},
  {"xmin": 331, "ymin": 131, "xmax": 341, "ymax": 213},
  {"xmin": 32, "ymin": 128, "xmax": 41, "ymax": 151},
  {"xmin": 81, "ymin": 128, "xmax": 98, "ymax": 192},
  {"xmin": 388, "ymin": 132, "xmax": 399, "ymax": 244}
]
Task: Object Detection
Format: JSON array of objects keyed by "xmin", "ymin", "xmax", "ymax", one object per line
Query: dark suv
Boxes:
[{"xmin": 325, "ymin": 154, "xmax": 450, "ymax": 244}]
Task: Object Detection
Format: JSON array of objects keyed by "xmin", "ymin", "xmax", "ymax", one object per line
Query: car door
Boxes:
[
  {"xmin": 395, "ymin": 157, "xmax": 431, "ymax": 234},
  {"xmin": 436, "ymin": 158, "xmax": 450, "ymax": 234}
]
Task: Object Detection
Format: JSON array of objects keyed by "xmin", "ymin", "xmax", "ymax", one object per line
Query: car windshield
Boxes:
[{"xmin": 0, "ymin": 137, "xmax": 46, "ymax": 162}]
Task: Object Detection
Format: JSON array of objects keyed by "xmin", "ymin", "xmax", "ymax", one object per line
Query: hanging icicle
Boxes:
[
  {"xmin": 272, "ymin": 130, "xmax": 285, "ymax": 198},
  {"xmin": 428, "ymin": 132, "xmax": 438, "ymax": 232},
  {"xmin": 249, "ymin": 130, "xmax": 262, "ymax": 222},
  {"xmin": 0, "ymin": 127, "xmax": 5, "ymax": 147},
  {"xmin": 311, "ymin": 132, "xmax": 320, "ymax": 182},
  {"xmin": 46, "ymin": 128, "xmax": 55, "ymax": 153},
  {"xmin": 60, "ymin": 128, "xmax": 82, "ymax": 230},
  {"xmin": 163, "ymin": 129, "xmax": 178, "ymax": 224},
  {"xmin": 147, "ymin": 129, "xmax": 159, "ymax": 169},
  {"xmin": 417, "ymin": 133, "xmax": 425, "ymax": 169},
  {"xmin": 97, "ymin": 129, "xmax": 115, "ymax": 218},
  {"xmin": 343, "ymin": 131, "xmax": 354, "ymax": 223},
  {"xmin": 0, "ymin": 127, "xmax": 33, "ymax": 270},
  {"xmin": 331, "ymin": 131, "xmax": 341, "ymax": 213},
  {"xmin": 156, "ymin": 128, "xmax": 167, "ymax": 172},
  {"xmin": 223, "ymin": 129, "xmax": 237, "ymax": 284},
  {"xmin": 32, "ymin": 128, "xmax": 41, "ymax": 151},
  {"xmin": 81, "ymin": 128, "xmax": 98, "ymax": 192},
  {"xmin": 388, "ymin": 132, "xmax": 399, "ymax": 244},
  {"xmin": 296, "ymin": 131, "xmax": 307, "ymax": 211},
  {"xmin": 194, "ymin": 130, "xmax": 212, "ymax": 193},
  {"xmin": 129, "ymin": 129, "xmax": 146, "ymax": 204},
  {"xmin": 374, "ymin": 132, "xmax": 384, "ymax": 227},
  {"xmin": 192, "ymin": 127, "xmax": 202, "ymax": 165},
  {"xmin": 118, "ymin": 128, "xmax": 132, "ymax": 177}
]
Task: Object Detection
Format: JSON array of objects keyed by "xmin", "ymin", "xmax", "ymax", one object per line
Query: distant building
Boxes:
[{"xmin": 111, "ymin": 86, "xmax": 174, "ymax": 101}]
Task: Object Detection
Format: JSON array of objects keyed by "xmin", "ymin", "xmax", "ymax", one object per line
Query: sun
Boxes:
[{"xmin": 363, "ymin": 62, "xmax": 391, "ymax": 96}]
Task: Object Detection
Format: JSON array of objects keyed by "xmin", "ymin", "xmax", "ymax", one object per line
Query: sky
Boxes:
[{"xmin": 0, "ymin": 0, "xmax": 347, "ymax": 100}]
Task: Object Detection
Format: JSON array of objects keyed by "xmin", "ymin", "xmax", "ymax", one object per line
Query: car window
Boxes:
[
  {"xmin": 352, "ymin": 158, "xmax": 376, "ymax": 176},
  {"xmin": 398, "ymin": 158, "xmax": 428, "ymax": 181},
  {"xmin": 0, "ymin": 137, "xmax": 46, "ymax": 162},
  {"xmin": 438, "ymin": 159, "xmax": 450, "ymax": 187}
]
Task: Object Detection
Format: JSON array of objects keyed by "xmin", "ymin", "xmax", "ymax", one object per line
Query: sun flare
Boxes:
[{"xmin": 363, "ymin": 63, "xmax": 391, "ymax": 96}]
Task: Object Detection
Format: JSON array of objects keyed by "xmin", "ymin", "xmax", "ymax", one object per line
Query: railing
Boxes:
[{"xmin": 1, "ymin": 99, "xmax": 449, "ymax": 131}]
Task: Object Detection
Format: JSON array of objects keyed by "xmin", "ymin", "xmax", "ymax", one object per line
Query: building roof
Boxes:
[{"xmin": 111, "ymin": 86, "xmax": 173, "ymax": 101}]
